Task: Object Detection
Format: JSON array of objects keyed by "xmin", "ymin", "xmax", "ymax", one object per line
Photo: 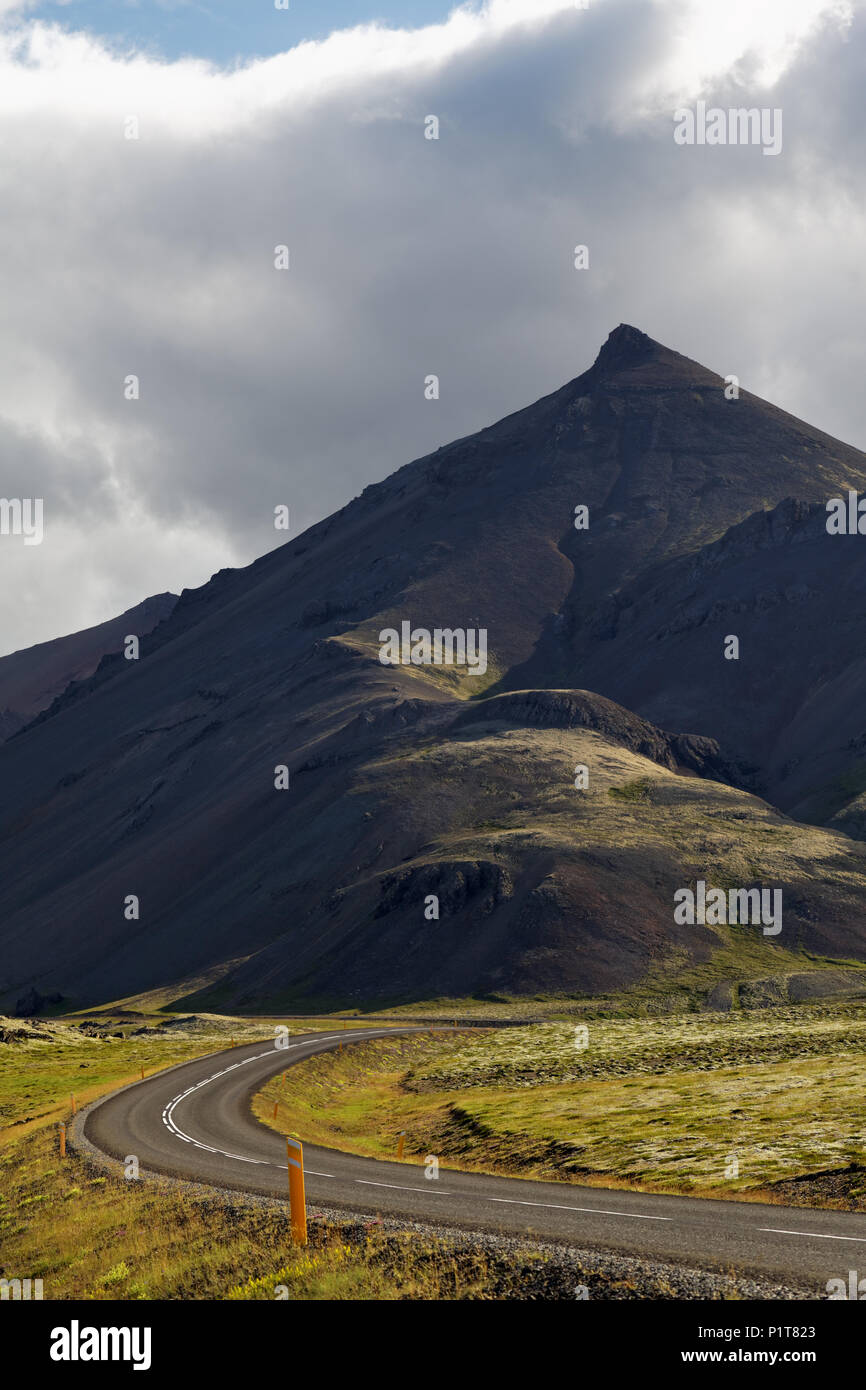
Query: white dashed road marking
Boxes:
[
  {"xmin": 487, "ymin": 1197, "xmax": 671, "ymax": 1221},
  {"xmin": 356, "ymin": 1180, "xmax": 451, "ymax": 1194}
]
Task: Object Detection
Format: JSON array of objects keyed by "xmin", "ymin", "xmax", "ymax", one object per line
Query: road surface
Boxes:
[{"xmin": 81, "ymin": 1026, "xmax": 866, "ymax": 1291}]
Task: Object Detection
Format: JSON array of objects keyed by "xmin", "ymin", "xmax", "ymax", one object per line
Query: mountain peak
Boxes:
[{"xmin": 593, "ymin": 323, "xmax": 666, "ymax": 372}]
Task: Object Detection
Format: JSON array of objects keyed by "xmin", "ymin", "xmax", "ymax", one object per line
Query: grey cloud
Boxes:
[{"xmin": 0, "ymin": 0, "xmax": 862, "ymax": 650}]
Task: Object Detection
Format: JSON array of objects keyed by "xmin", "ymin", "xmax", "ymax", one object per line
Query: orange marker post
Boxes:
[
  {"xmin": 286, "ymin": 1137, "xmax": 307, "ymax": 1245},
  {"xmin": 58, "ymin": 1122, "xmax": 66, "ymax": 1159},
  {"xmin": 272, "ymin": 1100, "xmax": 279, "ymax": 1120},
  {"xmin": 397, "ymin": 1132, "xmax": 406, "ymax": 1160}
]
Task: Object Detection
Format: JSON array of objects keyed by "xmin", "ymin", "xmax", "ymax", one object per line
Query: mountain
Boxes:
[
  {"xmin": 572, "ymin": 498, "xmax": 866, "ymax": 826},
  {"xmin": 3, "ymin": 325, "xmax": 866, "ymax": 1014},
  {"xmin": 0, "ymin": 593, "xmax": 178, "ymax": 742}
]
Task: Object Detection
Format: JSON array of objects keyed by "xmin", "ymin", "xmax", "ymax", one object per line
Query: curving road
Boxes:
[{"xmin": 80, "ymin": 1026, "xmax": 866, "ymax": 1292}]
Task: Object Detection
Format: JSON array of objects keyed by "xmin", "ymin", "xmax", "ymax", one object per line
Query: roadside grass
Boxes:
[
  {"xmin": 254, "ymin": 1007, "xmax": 866, "ymax": 1205},
  {"xmin": 2, "ymin": 1119, "xmax": 543, "ymax": 1299},
  {"xmin": 0, "ymin": 1014, "xmax": 547, "ymax": 1300},
  {"xmin": 2, "ymin": 1113, "xmax": 698, "ymax": 1301}
]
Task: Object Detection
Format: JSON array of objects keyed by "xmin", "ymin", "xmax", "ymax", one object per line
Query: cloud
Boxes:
[
  {"xmin": 0, "ymin": 0, "xmax": 861, "ymax": 651},
  {"xmin": 0, "ymin": 0, "xmax": 71, "ymax": 14}
]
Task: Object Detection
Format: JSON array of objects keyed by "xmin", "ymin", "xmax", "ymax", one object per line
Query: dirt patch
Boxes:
[{"xmin": 759, "ymin": 1166, "xmax": 866, "ymax": 1212}]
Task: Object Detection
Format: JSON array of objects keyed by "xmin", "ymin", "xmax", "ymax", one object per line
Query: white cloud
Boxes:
[
  {"xmin": 0, "ymin": 0, "xmax": 862, "ymax": 651},
  {"xmin": 0, "ymin": 0, "xmax": 71, "ymax": 14}
]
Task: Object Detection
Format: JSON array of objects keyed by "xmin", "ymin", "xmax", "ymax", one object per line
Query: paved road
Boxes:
[{"xmin": 81, "ymin": 1026, "xmax": 866, "ymax": 1292}]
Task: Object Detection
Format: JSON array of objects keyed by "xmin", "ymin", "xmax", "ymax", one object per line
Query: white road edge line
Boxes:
[{"xmin": 758, "ymin": 1227, "xmax": 866, "ymax": 1243}]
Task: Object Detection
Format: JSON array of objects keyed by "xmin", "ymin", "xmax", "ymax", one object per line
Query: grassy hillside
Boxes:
[{"xmin": 216, "ymin": 715, "xmax": 866, "ymax": 1009}]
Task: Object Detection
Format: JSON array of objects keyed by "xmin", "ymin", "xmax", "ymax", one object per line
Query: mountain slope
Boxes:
[
  {"xmin": 0, "ymin": 593, "xmax": 177, "ymax": 742},
  {"xmin": 2, "ymin": 326, "xmax": 866, "ymax": 1013},
  {"xmin": 572, "ymin": 498, "xmax": 866, "ymax": 826}
]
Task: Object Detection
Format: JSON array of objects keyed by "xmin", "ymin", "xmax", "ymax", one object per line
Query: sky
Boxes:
[
  {"xmin": 5, "ymin": 1, "xmax": 458, "ymax": 63},
  {"xmin": 0, "ymin": 0, "xmax": 864, "ymax": 653}
]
